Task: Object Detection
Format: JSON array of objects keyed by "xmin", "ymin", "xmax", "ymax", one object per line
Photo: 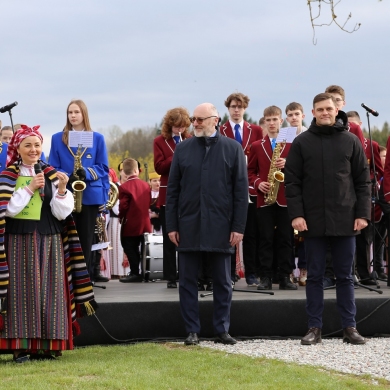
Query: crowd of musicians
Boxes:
[{"xmin": 0, "ymin": 85, "xmax": 388, "ymax": 359}]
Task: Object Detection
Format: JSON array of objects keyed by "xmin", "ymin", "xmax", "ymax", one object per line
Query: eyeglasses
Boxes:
[
  {"xmin": 229, "ymin": 105, "xmax": 244, "ymax": 110},
  {"xmin": 189, "ymin": 116, "xmax": 217, "ymax": 124}
]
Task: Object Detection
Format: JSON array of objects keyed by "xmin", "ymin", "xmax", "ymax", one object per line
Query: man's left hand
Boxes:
[
  {"xmin": 230, "ymin": 232, "xmax": 243, "ymax": 247},
  {"xmin": 354, "ymin": 218, "xmax": 369, "ymax": 231}
]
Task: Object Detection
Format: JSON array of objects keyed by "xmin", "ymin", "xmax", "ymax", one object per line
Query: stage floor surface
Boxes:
[{"xmin": 75, "ymin": 278, "xmax": 390, "ymax": 346}]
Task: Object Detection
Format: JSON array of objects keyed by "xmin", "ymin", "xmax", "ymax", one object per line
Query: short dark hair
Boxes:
[
  {"xmin": 313, "ymin": 93, "xmax": 337, "ymax": 107},
  {"xmin": 285, "ymin": 102, "xmax": 304, "ymax": 114}
]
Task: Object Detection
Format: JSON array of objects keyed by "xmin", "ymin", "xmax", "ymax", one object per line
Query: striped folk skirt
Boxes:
[{"xmin": 0, "ymin": 231, "xmax": 73, "ymax": 352}]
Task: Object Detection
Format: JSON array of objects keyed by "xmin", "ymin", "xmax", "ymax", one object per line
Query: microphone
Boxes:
[
  {"xmin": 361, "ymin": 103, "xmax": 379, "ymax": 117},
  {"xmin": 34, "ymin": 163, "xmax": 45, "ymax": 199},
  {"xmin": 0, "ymin": 101, "xmax": 18, "ymax": 113}
]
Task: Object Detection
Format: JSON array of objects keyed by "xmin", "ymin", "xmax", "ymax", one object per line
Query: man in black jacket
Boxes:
[
  {"xmin": 285, "ymin": 93, "xmax": 371, "ymax": 345},
  {"xmin": 166, "ymin": 103, "xmax": 248, "ymax": 346}
]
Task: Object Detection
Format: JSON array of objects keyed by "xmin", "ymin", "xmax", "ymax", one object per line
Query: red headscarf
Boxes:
[{"xmin": 6, "ymin": 125, "xmax": 43, "ymax": 167}]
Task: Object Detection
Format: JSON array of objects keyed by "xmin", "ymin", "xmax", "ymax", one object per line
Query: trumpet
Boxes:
[{"xmin": 72, "ymin": 144, "xmax": 86, "ymax": 213}]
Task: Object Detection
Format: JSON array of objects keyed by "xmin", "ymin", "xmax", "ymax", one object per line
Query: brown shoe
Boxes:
[
  {"xmin": 343, "ymin": 327, "xmax": 366, "ymax": 344},
  {"xmin": 301, "ymin": 327, "xmax": 322, "ymax": 345}
]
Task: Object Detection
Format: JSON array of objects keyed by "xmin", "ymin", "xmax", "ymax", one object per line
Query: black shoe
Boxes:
[
  {"xmin": 257, "ymin": 277, "xmax": 272, "ymax": 290},
  {"xmin": 279, "ymin": 276, "xmax": 298, "ymax": 290},
  {"xmin": 323, "ymin": 277, "xmax": 336, "ymax": 288},
  {"xmin": 184, "ymin": 332, "xmax": 199, "ymax": 345},
  {"xmin": 13, "ymin": 352, "xmax": 29, "ymax": 363},
  {"xmin": 215, "ymin": 332, "xmax": 237, "ymax": 345},
  {"xmin": 301, "ymin": 327, "xmax": 322, "ymax": 345},
  {"xmin": 167, "ymin": 281, "xmax": 177, "ymax": 288},
  {"xmin": 119, "ymin": 274, "xmax": 143, "ymax": 283},
  {"xmin": 206, "ymin": 282, "xmax": 213, "ymax": 291},
  {"xmin": 29, "ymin": 353, "xmax": 56, "ymax": 360},
  {"xmin": 94, "ymin": 274, "xmax": 109, "ymax": 282},
  {"xmin": 343, "ymin": 327, "xmax": 366, "ymax": 344},
  {"xmin": 197, "ymin": 282, "xmax": 205, "ymax": 291},
  {"xmin": 377, "ymin": 272, "xmax": 388, "ymax": 280},
  {"xmin": 360, "ymin": 278, "xmax": 378, "ymax": 286}
]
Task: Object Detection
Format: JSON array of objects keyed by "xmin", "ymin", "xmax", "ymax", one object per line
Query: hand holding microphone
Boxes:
[{"xmin": 33, "ymin": 163, "xmax": 45, "ymax": 199}]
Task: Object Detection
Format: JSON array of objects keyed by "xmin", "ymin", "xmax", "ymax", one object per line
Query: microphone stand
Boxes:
[
  {"xmin": 7, "ymin": 108, "xmax": 15, "ymax": 132},
  {"xmin": 364, "ymin": 111, "xmax": 387, "ymax": 287}
]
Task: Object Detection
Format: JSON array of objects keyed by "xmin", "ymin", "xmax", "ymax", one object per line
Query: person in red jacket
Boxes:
[
  {"xmin": 220, "ymin": 92, "xmax": 263, "ymax": 286},
  {"xmin": 153, "ymin": 107, "xmax": 191, "ymax": 288},
  {"xmin": 248, "ymin": 105, "xmax": 297, "ymax": 291},
  {"xmin": 118, "ymin": 158, "xmax": 152, "ymax": 283}
]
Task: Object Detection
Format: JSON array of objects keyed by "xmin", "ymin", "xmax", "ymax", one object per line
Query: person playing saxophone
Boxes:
[
  {"xmin": 247, "ymin": 105, "xmax": 297, "ymax": 291},
  {"xmin": 48, "ymin": 99, "xmax": 109, "ymax": 283}
]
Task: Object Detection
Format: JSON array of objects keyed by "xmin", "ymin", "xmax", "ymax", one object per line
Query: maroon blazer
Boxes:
[
  {"xmin": 118, "ymin": 175, "xmax": 152, "ymax": 236},
  {"xmin": 348, "ymin": 121, "xmax": 365, "ymax": 147},
  {"xmin": 363, "ymin": 138, "xmax": 383, "ymax": 181},
  {"xmin": 153, "ymin": 134, "xmax": 190, "ymax": 206},
  {"xmin": 220, "ymin": 121, "xmax": 263, "ymax": 195},
  {"xmin": 247, "ymin": 136, "xmax": 291, "ymax": 208}
]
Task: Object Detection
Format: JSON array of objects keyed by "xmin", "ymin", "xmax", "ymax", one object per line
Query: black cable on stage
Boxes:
[{"xmin": 90, "ymin": 297, "xmax": 390, "ymax": 344}]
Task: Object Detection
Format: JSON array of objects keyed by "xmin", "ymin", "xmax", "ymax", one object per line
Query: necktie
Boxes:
[
  {"xmin": 271, "ymin": 138, "xmax": 277, "ymax": 151},
  {"xmin": 173, "ymin": 135, "xmax": 180, "ymax": 144},
  {"xmin": 234, "ymin": 124, "xmax": 242, "ymax": 144}
]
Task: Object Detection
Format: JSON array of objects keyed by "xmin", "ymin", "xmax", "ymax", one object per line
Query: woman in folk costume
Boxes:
[{"xmin": 0, "ymin": 125, "xmax": 96, "ymax": 363}]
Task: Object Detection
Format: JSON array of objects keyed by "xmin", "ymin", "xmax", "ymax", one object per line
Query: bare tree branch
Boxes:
[{"xmin": 308, "ymin": 0, "xmax": 361, "ymax": 44}]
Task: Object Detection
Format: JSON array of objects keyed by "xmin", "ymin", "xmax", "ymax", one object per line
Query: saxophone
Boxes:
[
  {"xmin": 71, "ymin": 144, "xmax": 87, "ymax": 213},
  {"xmin": 264, "ymin": 140, "xmax": 286, "ymax": 205}
]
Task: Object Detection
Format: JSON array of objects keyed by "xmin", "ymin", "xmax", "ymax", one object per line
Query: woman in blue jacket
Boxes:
[{"xmin": 49, "ymin": 99, "xmax": 109, "ymax": 281}]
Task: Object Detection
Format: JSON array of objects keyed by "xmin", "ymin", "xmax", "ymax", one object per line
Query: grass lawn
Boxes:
[{"xmin": 0, "ymin": 343, "xmax": 388, "ymax": 389}]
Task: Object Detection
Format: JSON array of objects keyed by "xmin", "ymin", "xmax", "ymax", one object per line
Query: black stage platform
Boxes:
[{"xmin": 76, "ymin": 279, "xmax": 390, "ymax": 346}]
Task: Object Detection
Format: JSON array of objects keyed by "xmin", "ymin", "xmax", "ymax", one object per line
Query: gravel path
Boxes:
[{"xmin": 201, "ymin": 338, "xmax": 390, "ymax": 381}]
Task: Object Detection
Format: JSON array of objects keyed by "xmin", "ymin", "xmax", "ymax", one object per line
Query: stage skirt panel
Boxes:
[
  {"xmin": 108, "ymin": 217, "xmax": 129, "ymax": 277},
  {"xmin": 0, "ymin": 231, "xmax": 72, "ymax": 352}
]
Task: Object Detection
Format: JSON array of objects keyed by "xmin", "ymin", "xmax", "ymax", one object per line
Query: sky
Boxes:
[{"xmin": 1, "ymin": 0, "xmax": 389, "ymax": 154}]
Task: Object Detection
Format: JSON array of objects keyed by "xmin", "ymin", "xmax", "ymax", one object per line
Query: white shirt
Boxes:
[
  {"xmin": 229, "ymin": 120, "xmax": 244, "ymax": 140},
  {"xmin": 6, "ymin": 164, "xmax": 74, "ymax": 221}
]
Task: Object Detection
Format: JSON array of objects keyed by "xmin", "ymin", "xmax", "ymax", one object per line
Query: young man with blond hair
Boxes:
[{"xmin": 248, "ymin": 105, "xmax": 297, "ymax": 291}]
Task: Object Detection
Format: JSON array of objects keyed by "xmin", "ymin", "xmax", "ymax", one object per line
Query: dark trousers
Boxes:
[
  {"xmin": 198, "ymin": 253, "xmax": 212, "ymax": 284},
  {"xmin": 159, "ymin": 206, "xmax": 178, "ymax": 281},
  {"xmin": 355, "ymin": 224, "xmax": 373, "ymax": 280},
  {"xmin": 374, "ymin": 216, "xmax": 387, "ymax": 273},
  {"xmin": 121, "ymin": 235, "xmax": 144, "ymax": 275},
  {"xmin": 305, "ymin": 236, "xmax": 356, "ymax": 329},
  {"xmin": 256, "ymin": 204, "xmax": 293, "ymax": 278},
  {"xmin": 179, "ymin": 252, "xmax": 232, "ymax": 334},
  {"xmin": 242, "ymin": 199, "xmax": 259, "ymax": 276},
  {"xmin": 73, "ymin": 205, "xmax": 99, "ymax": 279}
]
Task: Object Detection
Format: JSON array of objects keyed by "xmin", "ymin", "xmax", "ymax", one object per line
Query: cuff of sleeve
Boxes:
[
  {"xmin": 24, "ymin": 186, "xmax": 34, "ymax": 196},
  {"xmin": 87, "ymin": 168, "xmax": 98, "ymax": 180},
  {"xmin": 56, "ymin": 190, "xmax": 67, "ymax": 198}
]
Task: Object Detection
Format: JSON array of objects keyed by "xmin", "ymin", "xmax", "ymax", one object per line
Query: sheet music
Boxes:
[
  {"xmin": 69, "ymin": 131, "xmax": 94, "ymax": 148},
  {"xmin": 276, "ymin": 127, "xmax": 297, "ymax": 144}
]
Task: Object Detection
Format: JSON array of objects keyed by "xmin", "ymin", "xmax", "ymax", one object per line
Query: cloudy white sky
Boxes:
[{"xmin": 1, "ymin": 0, "xmax": 389, "ymax": 154}]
